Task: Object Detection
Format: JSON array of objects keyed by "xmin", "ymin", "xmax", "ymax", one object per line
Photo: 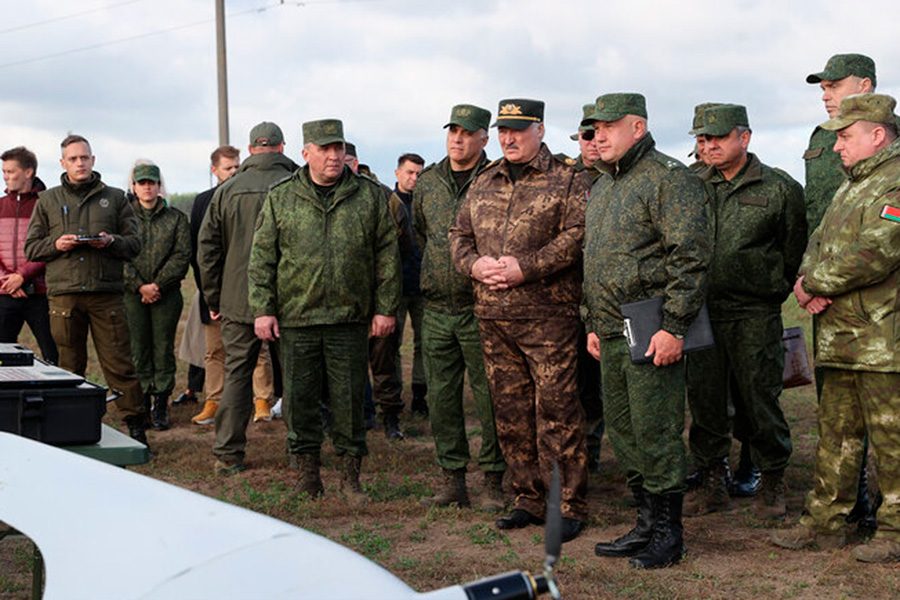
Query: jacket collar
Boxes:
[
  {"xmin": 847, "ymin": 138, "xmax": 900, "ymax": 182},
  {"xmin": 435, "ymin": 151, "xmax": 491, "ymax": 191},
  {"xmin": 700, "ymin": 152, "xmax": 761, "ymax": 191},
  {"xmin": 614, "ymin": 133, "xmax": 655, "ymax": 177},
  {"xmin": 495, "ymin": 143, "xmax": 553, "ymax": 181}
]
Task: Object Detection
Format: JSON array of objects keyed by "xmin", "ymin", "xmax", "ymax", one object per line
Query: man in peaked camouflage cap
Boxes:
[
  {"xmin": 771, "ymin": 93, "xmax": 900, "ymax": 563},
  {"xmin": 249, "ymin": 118, "xmax": 401, "ymax": 505},
  {"xmin": 582, "ymin": 92, "xmax": 710, "ymax": 569},
  {"xmin": 450, "ymin": 97, "xmax": 590, "ymax": 543},
  {"xmin": 684, "ymin": 104, "xmax": 806, "ymax": 522},
  {"xmin": 687, "ymin": 102, "xmax": 722, "ymax": 171}
]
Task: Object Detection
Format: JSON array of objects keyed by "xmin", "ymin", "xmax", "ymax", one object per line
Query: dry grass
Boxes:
[{"xmin": 2, "ymin": 278, "xmax": 898, "ymax": 600}]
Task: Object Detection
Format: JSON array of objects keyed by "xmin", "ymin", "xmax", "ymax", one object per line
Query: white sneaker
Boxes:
[{"xmin": 271, "ymin": 398, "xmax": 283, "ymax": 419}]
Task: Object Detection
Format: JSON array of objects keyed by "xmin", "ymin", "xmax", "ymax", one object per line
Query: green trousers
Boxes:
[
  {"xmin": 123, "ymin": 289, "xmax": 183, "ymax": 395},
  {"xmin": 600, "ymin": 336, "xmax": 687, "ymax": 495},
  {"xmin": 282, "ymin": 324, "xmax": 369, "ymax": 458},
  {"xmin": 422, "ymin": 309, "xmax": 504, "ymax": 473}
]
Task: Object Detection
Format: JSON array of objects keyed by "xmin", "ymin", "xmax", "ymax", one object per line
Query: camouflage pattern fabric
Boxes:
[
  {"xmin": 479, "ymin": 317, "xmax": 587, "ymax": 520},
  {"xmin": 803, "ymin": 127, "xmax": 844, "ymax": 234},
  {"xmin": 800, "ymin": 138, "xmax": 900, "ymax": 372},
  {"xmin": 800, "ymin": 369, "xmax": 900, "ymax": 541},
  {"xmin": 582, "ymin": 133, "xmax": 710, "ymax": 338},
  {"xmin": 600, "ymin": 336, "xmax": 687, "ymax": 494},
  {"xmin": 423, "ymin": 309, "xmax": 504, "ymax": 473},
  {"xmin": 248, "ymin": 165, "xmax": 401, "ymax": 326},
  {"xmin": 124, "ymin": 199, "xmax": 190, "ymax": 294}
]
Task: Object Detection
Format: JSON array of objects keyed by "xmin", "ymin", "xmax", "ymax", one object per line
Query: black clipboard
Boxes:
[{"xmin": 621, "ymin": 297, "xmax": 714, "ymax": 364}]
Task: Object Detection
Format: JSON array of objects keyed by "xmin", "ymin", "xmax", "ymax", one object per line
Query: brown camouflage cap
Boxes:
[
  {"xmin": 132, "ymin": 163, "xmax": 160, "ymax": 182},
  {"xmin": 689, "ymin": 102, "xmax": 723, "ymax": 136},
  {"xmin": 302, "ymin": 119, "xmax": 345, "ymax": 146},
  {"xmin": 444, "ymin": 104, "xmax": 491, "ymax": 132},
  {"xmin": 806, "ymin": 53, "xmax": 876, "ymax": 86},
  {"xmin": 249, "ymin": 121, "xmax": 284, "ymax": 147},
  {"xmin": 820, "ymin": 93, "xmax": 897, "ymax": 131},
  {"xmin": 695, "ymin": 104, "xmax": 750, "ymax": 137},
  {"xmin": 581, "ymin": 93, "xmax": 647, "ymax": 125},
  {"xmin": 492, "ymin": 98, "xmax": 544, "ymax": 130}
]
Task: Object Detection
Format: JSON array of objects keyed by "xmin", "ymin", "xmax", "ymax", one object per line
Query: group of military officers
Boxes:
[{"xmin": 8, "ymin": 51, "xmax": 899, "ymax": 568}]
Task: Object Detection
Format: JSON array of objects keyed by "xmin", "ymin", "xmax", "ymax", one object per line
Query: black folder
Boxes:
[{"xmin": 621, "ymin": 297, "xmax": 714, "ymax": 364}]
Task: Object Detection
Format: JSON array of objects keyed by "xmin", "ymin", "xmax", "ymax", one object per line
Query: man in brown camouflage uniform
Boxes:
[
  {"xmin": 450, "ymin": 98, "xmax": 589, "ymax": 543},
  {"xmin": 771, "ymin": 94, "xmax": 900, "ymax": 563}
]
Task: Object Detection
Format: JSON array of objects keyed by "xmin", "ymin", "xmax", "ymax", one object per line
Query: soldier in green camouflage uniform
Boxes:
[
  {"xmin": 449, "ymin": 98, "xmax": 589, "ymax": 543},
  {"xmin": 123, "ymin": 163, "xmax": 191, "ymax": 431},
  {"xmin": 684, "ymin": 105, "xmax": 806, "ymax": 520},
  {"xmin": 249, "ymin": 119, "xmax": 401, "ymax": 504},
  {"xmin": 771, "ymin": 94, "xmax": 900, "ymax": 563},
  {"xmin": 413, "ymin": 104, "xmax": 505, "ymax": 511},
  {"xmin": 582, "ymin": 93, "xmax": 711, "ymax": 569}
]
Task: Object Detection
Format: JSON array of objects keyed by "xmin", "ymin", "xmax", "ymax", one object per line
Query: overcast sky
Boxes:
[{"xmin": 2, "ymin": 0, "xmax": 898, "ymax": 196}]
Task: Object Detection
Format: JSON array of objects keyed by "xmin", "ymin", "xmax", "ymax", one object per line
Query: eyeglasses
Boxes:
[{"xmin": 580, "ymin": 130, "xmax": 595, "ymax": 141}]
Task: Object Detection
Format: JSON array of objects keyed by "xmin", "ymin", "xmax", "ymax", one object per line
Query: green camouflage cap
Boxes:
[
  {"xmin": 492, "ymin": 98, "xmax": 544, "ymax": 130},
  {"xmin": 581, "ymin": 93, "xmax": 647, "ymax": 125},
  {"xmin": 302, "ymin": 119, "xmax": 346, "ymax": 146},
  {"xmin": 444, "ymin": 104, "xmax": 491, "ymax": 132},
  {"xmin": 688, "ymin": 102, "xmax": 723, "ymax": 136},
  {"xmin": 806, "ymin": 53, "xmax": 876, "ymax": 86},
  {"xmin": 695, "ymin": 104, "xmax": 750, "ymax": 137},
  {"xmin": 820, "ymin": 93, "xmax": 897, "ymax": 131},
  {"xmin": 344, "ymin": 142, "xmax": 357, "ymax": 158},
  {"xmin": 132, "ymin": 163, "xmax": 160, "ymax": 183},
  {"xmin": 249, "ymin": 121, "xmax": 284, "ymax": 147},
  {"xmin": 571, "ymin": 103, "xmax": 597, "ymax": 140}
]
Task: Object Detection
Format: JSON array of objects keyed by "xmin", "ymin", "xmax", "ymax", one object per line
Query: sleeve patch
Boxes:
[{"xmin": 880, "ymin": 205, "xmax": 900, "ymax": 223}]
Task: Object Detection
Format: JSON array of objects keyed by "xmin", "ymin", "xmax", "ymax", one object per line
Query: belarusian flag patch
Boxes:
[{"xmin": 881, "ymin": 205, "xmax": 900, "ymax": 223}]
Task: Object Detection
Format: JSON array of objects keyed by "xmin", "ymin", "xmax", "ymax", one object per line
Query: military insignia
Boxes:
[
  {"xmin": 596, "ymin": 101, "xmax": 605, "ymax": 111},
  {"xmin": 708, "ymin": 114, "xmax": 717, "ymax": 123},
  {"xmin": 99, "ymin": 198, "xmax": 109, "ymax": 208},
  {"xmin": 325, "ymin": 123, "xmax": 339, "ymax": 134},
  {"xmin": 565, "ymin": 158, "xmax": 576, "ymax": 165},
  {"xmin": 499, "ymin": 103, "xmax": 523, "ymax": 116},
  {"xmin": 881, "ymin": 205, "xmax": 900, "ymax": 223},
  {"xmin": 456, "ymin": 107, "xmax": 472, "ymax": 117}
]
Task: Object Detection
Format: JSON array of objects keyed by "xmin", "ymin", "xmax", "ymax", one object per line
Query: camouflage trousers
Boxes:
[
  {"xmin": 600, "ymin": 336, "xmax": 687, "ymax": 495},
  {"xmin": 422, "ymin": 309, "xmax": 504, "ymax": 473},
  {"xmin": 123, "ymin": 289, "xmax": 183, "ymax": 395},
  {"xmin": 478, "ymin": 318, "xmax": 588, "ymax": 520},
  {"xmin": 686, "ymin": 314, "xmax": 792, "ymax": 473},
  {"xmin": 800, "ymin": 369, "xmax": 900, "ymax": 541}
]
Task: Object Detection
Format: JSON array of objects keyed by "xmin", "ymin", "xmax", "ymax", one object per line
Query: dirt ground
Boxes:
[{"xmin": 1, "ymin": 294, "xmax": 898, "ymax": 600}]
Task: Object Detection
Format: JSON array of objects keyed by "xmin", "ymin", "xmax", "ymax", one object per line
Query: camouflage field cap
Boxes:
[
  {"xmin": 444, "ymin": 104, "xmax": 491, "ymax": 132},
  {"xmin": 688, "ymin": 102, "xmax": 723, "ymax": 136},
  {"xmin": 581, "ymin": 93, "xmax": 647, "ymax": 125},
  {"xmin": 249, "ymin": 121, "xmax": 284, "ymax": 147},
  {"xmin": 492, "ymin": 99, "xmax": 544, "ymax": 130},
  {"xmin": 302, "ymin": 119, "xmax": 345, "ymax": 146},
  {"xmin": 696, "ymin": 104, "xmax": 749, "ymax": 137},
  {"xmin": 132, "ymin": 163, "xmax": 160, "ymax": 183},
  {"xmin": 344, "ymin": 142, "xmax": 357, "ymax": 158},
  {"xmin": 806, "ymin": 53, "xmax": 876, "ymax": 86},
  {"xmin": 820, "ymin": 93, "xmax": 897, "ymax": 131},
  {"xmin": 571, "ymin": 103, "xmax": 597, "ymax": 140}
]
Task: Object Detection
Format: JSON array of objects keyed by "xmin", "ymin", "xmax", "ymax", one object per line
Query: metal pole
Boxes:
[{"xmin": 215, "ymin": 0, "xmax": 229, "ymax": 145}]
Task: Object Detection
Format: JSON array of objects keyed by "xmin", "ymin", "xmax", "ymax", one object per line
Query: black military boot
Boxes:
[
  {"xmin": 152, "ymin": 393, "xmax": 170, "ymax": 431},
  {"xmin": 729, "ymin": 443, "xmax": 761, "ymax": 497},
  {"xmin": 595, "ymin": 486, "xmax": 654, "ymax": 557},
  {"xmin": 383, "ymin": 411, "xmax": 404, "ymax": 441},
  {"xmin": 142, "ymin": 392, "xmax": 153, "ymax": 428},
  {"xmin": 629, "ymin": 493, "xmax": 685, "ymax": 569},
  {"xmin": 411, "ymin": 383, "xmax": 429, "ymax": 416},
  {"xmin": 125, "ymin": 415, "xmax": 149, "ymax": 449}
]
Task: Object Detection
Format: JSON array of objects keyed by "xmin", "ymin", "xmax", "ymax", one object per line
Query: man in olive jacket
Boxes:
[
  {"xmin": 24, "ymin": 134, "xmax": 147, "ymax": 444},
  {"xmin": 684, "ymin": 104, "xmax": 806, "ymax": 521},
  {"xmin": 197, "ymin": 122, "xmax": 298, "ymax": 474},
  {"xmin": 249, "ymin": 119, "xmax": 400, "ymax": 504},
  {"xmin": 772, "ymin": 94, "xmax": 900, "ymax": 564}
]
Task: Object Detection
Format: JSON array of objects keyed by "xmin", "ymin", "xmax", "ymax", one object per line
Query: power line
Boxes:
[{"xmin": 0, "ymin": 0, "xmax": 148, "ymax": 36}]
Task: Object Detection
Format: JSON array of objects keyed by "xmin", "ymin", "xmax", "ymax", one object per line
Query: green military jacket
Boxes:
[
  {"xmin": 25, "ymin": 172, "xmax": 141, "ymax": 295},
  {"xmin": 583, "ymin": 133, "xmax": 711, "ymax": 338},
  {"xmin": 248, "ymin": 165, "xmax": 401, "ymax": 327},
  {"xmin": 412, "ymin": 152, "xmax": 491, "ymax": 314},
  {"xmin": 699, "ymin": 153, "xmax": 807, "ymax": 320},
  {"xmin": 449, "ymin": 143, "xmax": 588, "ymax": 320},
  {"xmin": 197, "ymin": 152, "xmax": 298, "ymax": 324},
  {"xmin": 800, "ymin": 138, "xmax": 900, "ymax": 373},
  {"xmin": 124, "ymin": 198, "xmax": 190, "ymax": 294},
  {"xmin": 803, "ymin": 127, "xmax": 843, "ymax": 235}
]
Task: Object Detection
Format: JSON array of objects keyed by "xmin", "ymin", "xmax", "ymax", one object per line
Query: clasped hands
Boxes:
[
  {"xmin": 793, "ymin": 276, "xmax": 832, "ymax": 315},
  {"xmin": 471, "ymin": 256, "xmax": 524, "ymax": 290}
]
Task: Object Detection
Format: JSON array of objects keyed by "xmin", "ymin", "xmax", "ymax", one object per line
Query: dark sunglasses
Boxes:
[{"xmin": 580, "ymin": 130, "xmax": 595, "ymax": 141}]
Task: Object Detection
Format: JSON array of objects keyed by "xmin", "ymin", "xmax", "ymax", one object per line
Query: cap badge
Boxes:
[{"xmin": 499, "ymin": 103, "xmax": 523, "ymax": 116}]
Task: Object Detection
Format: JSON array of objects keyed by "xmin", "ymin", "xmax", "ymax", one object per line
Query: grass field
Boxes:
[{"xmin": 1, "ymin": 276, "xmax": 898, "ymax": 600}]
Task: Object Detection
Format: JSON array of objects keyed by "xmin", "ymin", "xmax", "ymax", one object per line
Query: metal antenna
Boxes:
[{"xmin": 543, "ymin": 463, "xmax": 562, "ymax": 600}]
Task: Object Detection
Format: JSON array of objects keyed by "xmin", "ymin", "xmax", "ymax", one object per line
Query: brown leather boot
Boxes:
[
  {"xmin": 295, "ymin": 453, "xmax": 324, "ymax": 498},
  {"xmin": 684, "ymin": 461, "xmax": 731, "ymax": 517},
  {"xmin": 754, "ymin": 470, "xmax": 787, "ymax": 520},
  {"xmin": 420, "ymin": 468, "xmax": 469, "ymax": 508},
  {"xmin": 340, "ymin": 455, "xmax": 368, "ymax": 506},
  {"xmin": 481, "ymin": 471, "xmax": 505, "ymax": 513}
]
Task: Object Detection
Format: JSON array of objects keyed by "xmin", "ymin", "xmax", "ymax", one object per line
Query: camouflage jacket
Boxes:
[
  {"xmin": 583, "ymin": 133, "xmax": 711, "ymax": 338},
  {"xmin": 197, "ymin": 152, "xmax": 298, "ymax": 323},
  {"xmin": 803, "ymin": 127, "xmax": 844, "ymax": 235},
  {"xmin": 449, "ymin": 143, "xmax": 588, "ymax": 320},
  {"xmin": 248, "ymin": 165, "xmax": 401, "ymax": 327},
  {"xmin": 699, "ymin": 153, "xmax": 807, "ymax": 320},
  {"xmin": 124, "ymin": 198, "xmax": 190, "ymax": 294},
  {"xmin": 800, "ymin": 138, "xmax": 900, "ymax": 373},
  {"xmin": 25, "ymin": 172, "xmax": 140, "ymax": 296},
  {"xmin": 412, "ymin": 152, "xmax": 490, "ymax": 314}
]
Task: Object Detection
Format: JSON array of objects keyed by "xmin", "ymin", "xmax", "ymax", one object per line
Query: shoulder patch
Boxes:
[{"xmin": 880, "ymin": 205, "xmax": 900, "ymax": 223}]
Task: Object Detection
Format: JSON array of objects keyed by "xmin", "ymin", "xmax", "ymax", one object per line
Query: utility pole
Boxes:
[{"xmin": 215, "ymin": 0, "xmax": 229, "ymax": 145}]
